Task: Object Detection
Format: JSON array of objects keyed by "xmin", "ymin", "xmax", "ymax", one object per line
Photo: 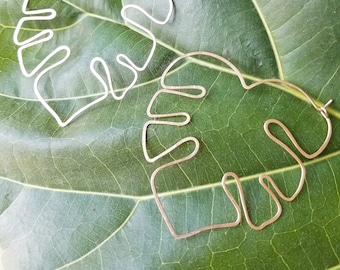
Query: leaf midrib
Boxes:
[{"xmin": 2, "ymin": 150, "xmax": 339, "ymax": 200}]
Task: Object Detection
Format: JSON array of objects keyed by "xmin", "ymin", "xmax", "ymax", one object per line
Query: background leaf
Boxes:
[{"xmin": 0, "ymin": 0, "xmax": 339, "ymax": 269}]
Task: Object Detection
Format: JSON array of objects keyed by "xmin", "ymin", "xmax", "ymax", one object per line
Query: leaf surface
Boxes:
[{"xmin": 0, "ymin": 0, "xmax": 339, "ymax": 269}]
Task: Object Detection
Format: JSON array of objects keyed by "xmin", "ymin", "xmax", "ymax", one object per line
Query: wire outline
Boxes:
[
  {"xmin": 13, "ymin": 0, "xmax": 174, "ymax": 126},
  {"xmin": 142, "ymin": 51, "xmax": 333, "ymax": 239}
]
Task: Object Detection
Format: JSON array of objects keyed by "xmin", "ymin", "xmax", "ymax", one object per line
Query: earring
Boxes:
[
  {"xmin": 14, "ymin": 0, "xmax": 174, "ymax": 126},
  {"xmin": 142, "ymin": 51, "xmax": 333, "ymax": 239}
]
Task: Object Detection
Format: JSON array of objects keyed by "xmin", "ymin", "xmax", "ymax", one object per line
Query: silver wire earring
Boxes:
[{"xmin": 14, "ymin": 0, "xmax": 174, "ymax": 126}]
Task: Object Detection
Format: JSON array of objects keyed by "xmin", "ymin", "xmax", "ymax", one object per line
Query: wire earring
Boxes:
[
  {"xmin": 14, "ymin": 0, "xmax": 174, "ymax": 126},
  {"xmin": 142, "ymin": 51, "xmax": 333, "ymax": 239}
]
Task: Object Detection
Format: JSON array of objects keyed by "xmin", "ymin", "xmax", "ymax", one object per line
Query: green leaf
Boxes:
[{"xmin": 1, "ymin": 0, "xmax": 339, "ymax": 269}]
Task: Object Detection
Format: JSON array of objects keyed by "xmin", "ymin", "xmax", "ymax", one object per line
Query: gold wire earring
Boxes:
[{"xmin": 142, "ymin": 51, "xmax": 333, "ymax": 239}]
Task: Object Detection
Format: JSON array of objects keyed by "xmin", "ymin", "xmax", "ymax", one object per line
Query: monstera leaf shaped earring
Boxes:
[
  {"xmin": 142, "ymin": 51, "xmax": 333, "ymax": 239},
  {"xmin": 14, "ymin": 0, "xmax": 174, "ymax": 127}
]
